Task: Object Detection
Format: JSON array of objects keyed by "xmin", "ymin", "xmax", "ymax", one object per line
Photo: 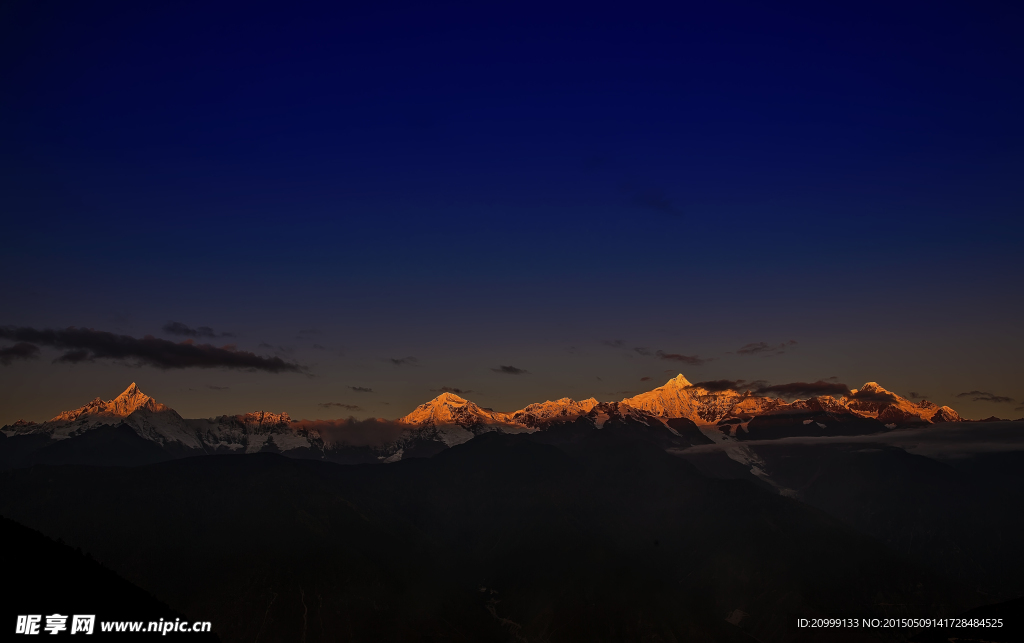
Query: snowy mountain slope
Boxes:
[
  {"xmin": 507, "ymin": 397, "xmax": 599, "ymax": 428},
  {"xmin": 9, "ymin": 383, "xmax": 203, "ymax": 449},
  {"xmin": 619, "ymin": 374, "xmax": 706, "ymax": 423},
  {"xmin": 186, "ymin": 411, "xmax": 313, "ymax": 454},
  {"xmin": 398, "ymin": 392, "xmax": 532, "ymax": 447},
  {"xmin": 843, "ymin": 382, "xmax": 962, "ymax": 426}
]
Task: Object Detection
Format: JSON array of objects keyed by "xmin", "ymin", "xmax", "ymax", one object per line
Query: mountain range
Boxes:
[
  {"xmin": 3, "ymin": 378, "xmax": 1023, "ymax": 642},
  {"xmin": 2, "ymin": 375, "xmax": 962, "ymax": 462},
  {"xmin": 0, "ymin": 375, "xmax": 968, "ymax": 487}
]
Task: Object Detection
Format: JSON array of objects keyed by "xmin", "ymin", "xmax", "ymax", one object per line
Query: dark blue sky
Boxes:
[{"xmin": 1, "ymin": 0, "xmax": 1022, "ymax": 422}]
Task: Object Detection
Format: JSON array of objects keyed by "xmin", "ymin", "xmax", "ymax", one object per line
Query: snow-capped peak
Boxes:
[
  {"xmin": 507, "ymin": 397, "xmax": 599, "ymax": 428},
  {"xmin": 108, "ymin": 382, "xmax": 164, "ymax": 416},
  {"xmin": 665, "ymin": 374, "xmax": 693, "ymax": 389},
  {"xmin": 845, "ymin": 381, "xmax": 951, "ymax": 425},
  {"xmin": 48, "ymin": 382, "xmax": 167, "ymax": 423},
  {"xmin": 620, "ymin": 374, "xmax": 706, "ymax": 423},
  {"xmin": 399, "ymin": 392, "xmax": 508, "ymax": 428},
  {"xmin": 433, "ymin": 391, "xmax": 468, "ymax": 406}
]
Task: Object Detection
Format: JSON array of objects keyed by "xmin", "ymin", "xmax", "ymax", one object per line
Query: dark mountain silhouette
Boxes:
[
  {"xmin": 1, "ymin": 515, "xmax": 219, "ymax": 640},
  {"xmin": 0, "ymin": 431, "xmax": 973, "ymax": 642},
  {"xmin": 749, "ymin": 444, "xmax": 1024, "ymax": 597},
  {"xmin": 24, "ymin": 423, "xmax": 173, "ymax": 467},
  {"xmin": 737, "ymin": 410, "xmax": 885, "ymax": 440}
]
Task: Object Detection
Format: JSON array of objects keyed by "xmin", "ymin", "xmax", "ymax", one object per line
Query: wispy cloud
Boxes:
[
  {"xmin": 0, "ymin": 326, "xmax": 301, "ymax": 373},
  {"xmin": 492, "ymin": 365, "xmax": 528, "ymax": 375},
  {"xmin": 633, "ymin": 347, "xmax": 652, "ymax": 356},
  {"xmin": 388, "ymin": 356, "xmax": 418, "ymax": 367},
  {"xmin": 163, "ymin": 321, "xmax": 234, "ymax": 338},
  {"xmin": 656, "ymin": 350, "xmax": 707, "ymax": 366},
  {"xmin": 349, "ymin": 386, "xmax": 373, "ymax": 393},
  {"xmin": 0, "ymin": 342, "xmax": 41, "ymax": 365},
  {"xmin": 602, "ymin": 339, "xmax": 625, "ymax": 348},
  {"xmin": 956, "ymin": 390, "xmax": 1015, "ymax": 404},
  {"xmin": 676, "ymin": 423, "xmax": 1024, "ymax": 460},
  {"xmin": 436, "ymin": 386, "xmax": 474, "ymax": 395},
  {"xmin": 294, "ymin": 418, "xmax": 406, "ymax": 447},
  {"xmin": 737, "ymin": 340, "xmax": 797, "ymax": 356},
  {"xmin": 318, "ymin": 402, "xmax": 363, "ymax": 411}
]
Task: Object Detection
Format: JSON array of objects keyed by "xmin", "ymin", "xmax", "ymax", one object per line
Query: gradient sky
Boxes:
[{"xmin": 1, "ymin": 0, "xmax": 1022, "ymax": 424}]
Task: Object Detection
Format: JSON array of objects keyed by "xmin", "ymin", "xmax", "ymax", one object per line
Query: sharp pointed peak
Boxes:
[
  {"xmin": 663, "ymin": 374, "xmax": 692, "ymax": 388},
  {"xmin": 116, "ymin": 382, "xmax": 147, "ymax": 398}
]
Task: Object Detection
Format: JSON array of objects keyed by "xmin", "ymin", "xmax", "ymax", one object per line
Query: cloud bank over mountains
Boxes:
[{"xmin": 0, "ymin": 327, "xmax": 301, "ymax": 373}]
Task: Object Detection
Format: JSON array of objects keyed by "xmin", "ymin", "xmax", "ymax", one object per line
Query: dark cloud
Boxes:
[
  {"xmin": 388, "ymin": 356, "xmax": 418, "ymax": 367},
  {"xmin": 633, "ymin": 347, "xmax": 652, "ymax": 356},
  {"xmin": 207, "ymin": 385, "xmax": 230, "ymax": 391},
  {"xmin": 688, "ymin": 379, "xmax": 748, "ymax": 393},
  {"xmin": 55, "ymin": 349, "xmax": 91, "ymax": 364},
  {"xmin": 294, "ymin": 418, "xmax": 406, "ymax": 447},
  {"xmin": 0, "ymin": 326, "xmax": 301, "ymax": 373},
  {"xmin": 737, "ymin": 340, "xmax": 797, "ymax": 356},
  {"xmin": 956, "ymin": 390, "xmax": 1015, "ymax": 404},
  {"xmin": 602, "ymin": 339, "xmax": 625, "ymax": 348},
  {"xmin": 640, "ymin": 377, "xmax": 651, "ymax": 382},
  {"xmin": 163, "ymin": 321, "xmax": 233, "ymax": 338},
  {"xmin": 0, "ymin": 342, "xmax": 41, "ymax": 365},
  {"xmin": 907, "ymin": 391, "xmax": 926, "ymax": 400},
  {"xmin": 437, "ymin": 386, "xmax": 473, "ymax": 395},
  {"xmin": 318, "ymin": 402, "xmax": 363, "ymax": 411},
  {"xmin": 686, "ymin": 379, "xmax": 771, "ymax": 394},
  {"xmin": 258, "ymin": 342, "xmax": 274, "ymax": 349},
  {"xmin": 492, "ymin": 365, "xmax": 528, "ymax": 375},
  {"xmin": 656, "ymin": 350, "xmax": 707, "ymax": 366},
  {"xmin": 849, "ymin": 389, "xmax": 900, "ymax": 405},
  {"xmin": 349, "ymin": 386, "xmax": 373, "ymax": 393},
  {"xmin": 754, "ymin": 380, "xmax": 851, "ymax": 399},
  {"xmin": 312, "ymin": 344, "xmax": 326, "ymax": 350}
]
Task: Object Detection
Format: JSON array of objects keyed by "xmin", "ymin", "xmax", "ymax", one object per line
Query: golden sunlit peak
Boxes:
[
  {"xmin": 665, "ymin": 374, "xmax": 692, "ymax": 388},
  {"xmin": 119, "ymin": 382, "xmax": 143, "ymax": 397},
  {"xmin": 433, "ymin": 391, "xmax": 468, "ymax": 404}
]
